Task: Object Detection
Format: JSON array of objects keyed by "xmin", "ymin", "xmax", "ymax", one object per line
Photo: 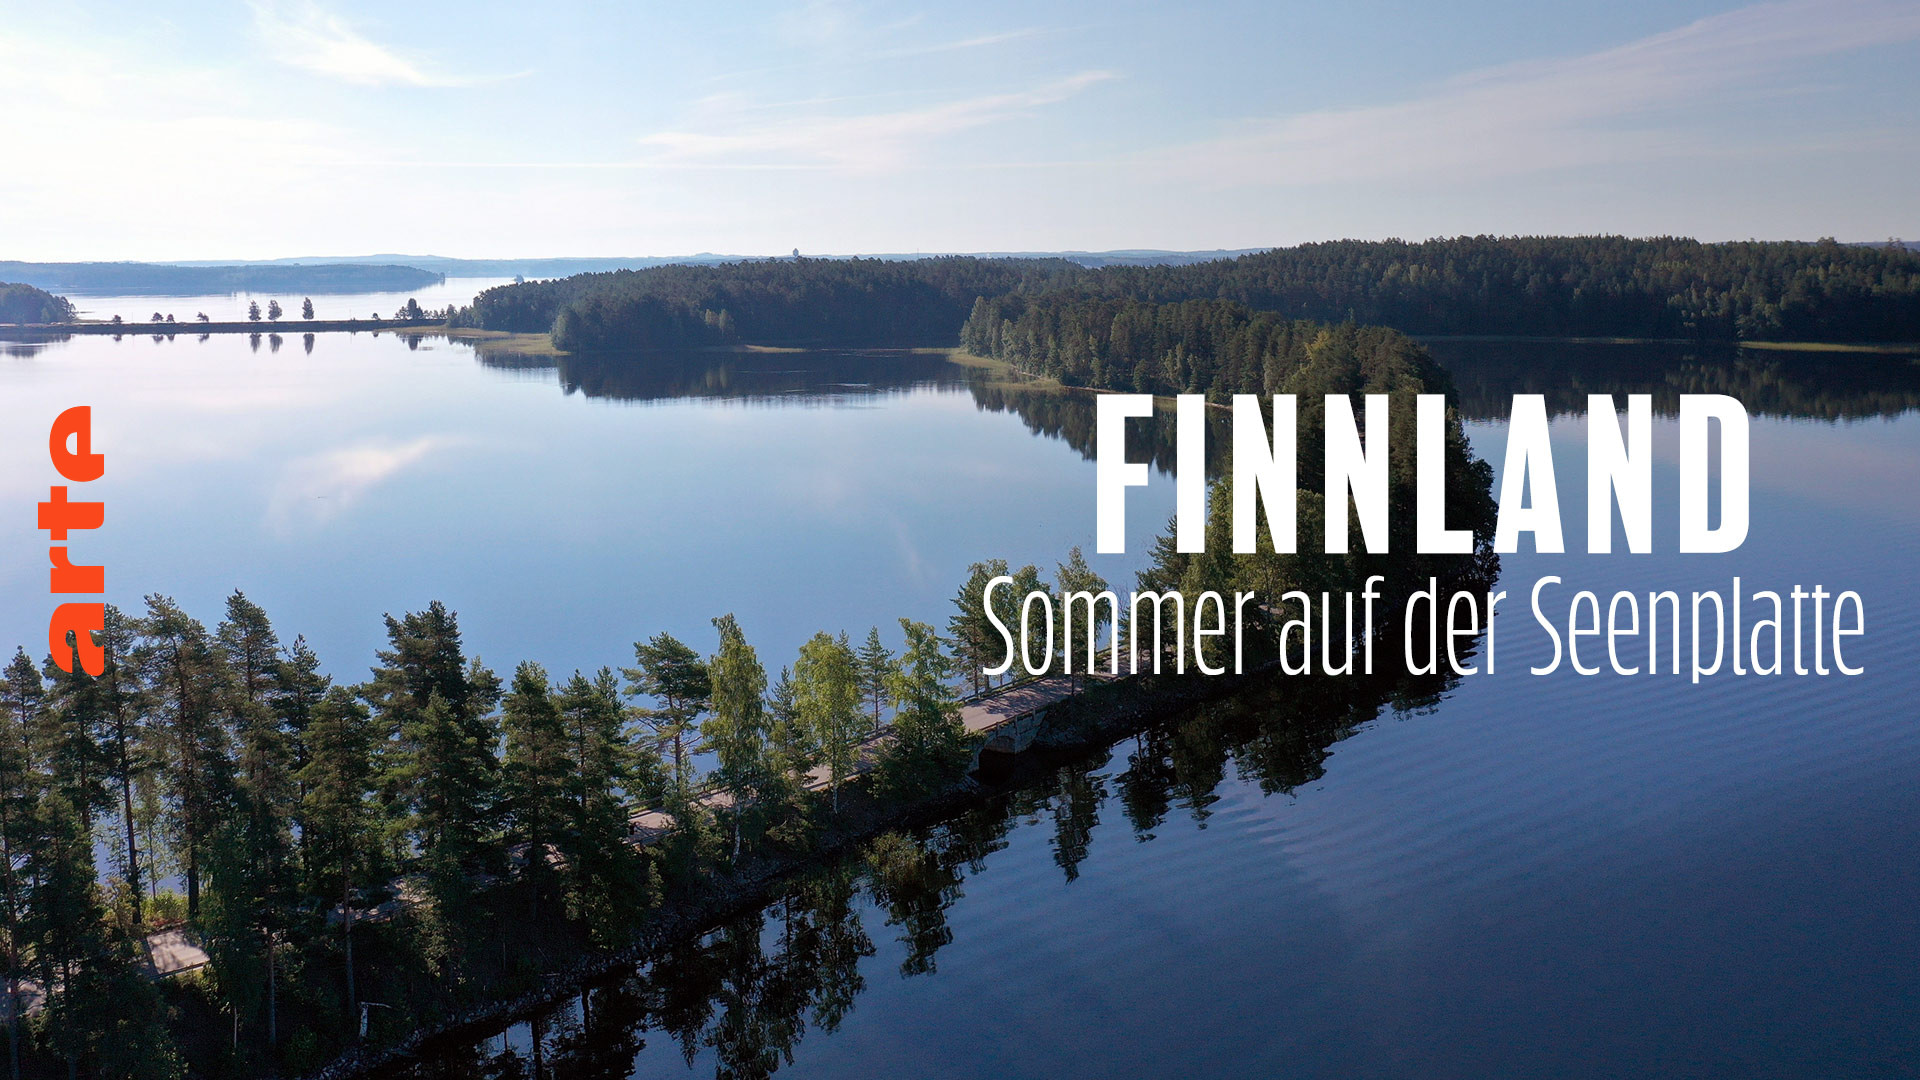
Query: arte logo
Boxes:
[{"xmin": 39, "ymin": 406, "xmax": 106, "ymax": 676}]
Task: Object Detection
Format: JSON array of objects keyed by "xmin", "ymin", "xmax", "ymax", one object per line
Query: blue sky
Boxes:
[{"xmin": 2, "ymin": 0, "xmax": 1916, "ymax": 259}]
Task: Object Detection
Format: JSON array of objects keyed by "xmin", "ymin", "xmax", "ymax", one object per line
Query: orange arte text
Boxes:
[{"xmin": 42, "ymin": 406, "xmax": 106, "ymax": 676}]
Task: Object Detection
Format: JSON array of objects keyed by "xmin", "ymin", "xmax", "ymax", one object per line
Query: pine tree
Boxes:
[
  {"xmin": 218, "ymin": 595, "xmax": 296, "ymax": 898},
  {"xmin": 31, "ymin": 792, "xmax": 180, "ymax": 1079},
  {"xmin": 764, "ymin": 666, "xmax": 813, "ymax": 795},
  {"xmin": 396, "ymin": 692, "xmax": 493, "ymax": 882},
  {"xmin": 878, "ymin": 619, "xmax": 967, "ymax": 797},
  {"xmin": 367, "ymin": 603, "xmax": 502, "ymax": 880},
  {"xmin": 36, "ymin": 647, "xmax": 110, "ymax": 838},
  {"xmin": 0, "ymin": 653, "xmax": 40, "ymax": 1080},
  {"xmin": 72, "ymin": 605, "xmax": 152, "ymax": 940},
  {"xmin": 296, "ymin": 686, "xmax": 374, "ymax": 1031},
  {"xmin": 553, "ymin": 669, "xmax": 643, "ymax": 932},
  {"xmin": 501, "ymin": 662, "xmax": 567, "ymax": 922},
  {"xmin": 622, "ymin": 634, "xmax": 710, "ymax": 801},
  {"xmin": 0, "ymin": 654, "xmax": 41, "ymax": 750},
  {"xmin": 856, "ymin": 627, "xmax": 894, "ymax": 734},
  {"xmin": 1053, "ymin": 546, "xmax": 1111, "ymax": 679},
  {"xmin": 212, "ymin": 592, "xmax": 297, "ymax": 1055},
  {"xmin": 946, "ymin": 559, "xmax": 1007, "ymax": 693},
  {"xmin": 273, "ymin": 635, "xmax": 329, "ymax": 852},
  {"xmin": 1002, "ymin": 563, "xmax": 1045, "ymax": 682},
  {"xmin": 136, "ymin": 596, "xmax": 234, "ymax": 922}
]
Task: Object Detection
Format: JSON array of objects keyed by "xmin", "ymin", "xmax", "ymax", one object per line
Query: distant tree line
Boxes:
[
  {"xmin": 0, "ymin": 284, "xmax": 74, "ymax": 325},
  {"xmin": 1066, "ymin": 236, "xmax": 1920, "ymax": 341},
  {"xmin": 960, "ymin": 293, "xmax": 1467, "ymax": 398},
  {"xmin": 454, "ymin": 237, "xmax": 1920, "ymax": 350},
  {"xmin": 453, "ymin": 257, "xmax": 1084, "ymax": 347}
]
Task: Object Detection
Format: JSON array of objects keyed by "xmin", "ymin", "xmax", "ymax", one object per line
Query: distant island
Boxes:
[
  {"xmin": 0, "ymin": 281, "xmax": 74, "ymax": 324},
  {"xmin": 0, "ymin": 250, "xmax": 1266, "ymax": 297},
  {"xmin": 0, "ymin": 261, "xmax": 443, "ymax": 296}
]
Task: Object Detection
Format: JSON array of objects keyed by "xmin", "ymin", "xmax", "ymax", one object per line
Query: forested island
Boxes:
[
  {"xmin": 452, "ymin": 237, "xmax": 1920, "ymax": 352},
  {"xmin": 451, "ymin": 257, "xmax": 1083, "ymax": 344},
  {"xmin": 0, "ymin": 284, "xmax": 74, "ymax": 326}
]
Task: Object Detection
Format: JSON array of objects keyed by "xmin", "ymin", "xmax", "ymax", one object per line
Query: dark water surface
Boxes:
[
  {"xmin": 421, "ymin": 343, "xmax": 1918, "ymax": 1080},
  {"xmin": 3, "ymin": 321, "xmax": 1915, "ymax": 1078}
]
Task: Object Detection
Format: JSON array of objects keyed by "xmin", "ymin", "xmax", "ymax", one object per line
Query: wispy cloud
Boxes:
[
  {"xmin": 267, "ymin": 435, "xmax": 459, "ymax": 532},
  {"xmin": 638, "ymin": 71, "xmax": 1115, "ymax": 171},
  {"xmin": 871, "ymin": 27, "xmax": 1053, "ymax": 60},
  {"xmin": 1167, "ymin": 0, "xmax": 1920, "ymax": 186},
  {"xmin": 249, "ymin": 1, "xmax": 507, "ymax": 88}
]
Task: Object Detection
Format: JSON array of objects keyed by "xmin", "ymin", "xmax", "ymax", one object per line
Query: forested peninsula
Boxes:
[
  {"xmin": 454, "ymin": 237, "xmax": 1920, "ymax": 352},
  {"xmin": 3, "ymin": 426, "xmax": 1495, "ymax": 1079}
]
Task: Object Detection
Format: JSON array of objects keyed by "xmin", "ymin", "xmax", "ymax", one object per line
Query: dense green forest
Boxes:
[
  {"xmin": 0, "ymin": 284, "xmax": 74, "ymax": 325},
  {"xmin": 960, "ymin": 293, "xmax": 1461, "ymax": 397},
  {"xmin": 1068, "ymin": 236, "xmax": 1920, "ymax": 341},
  {"xmin": 955, "ymin": 299, "xmax": 1502, "ymax": 641},
  {"xmin": 454, "ymin": 256, "xmax": 1084, "ymax": 346},
  {"xmin": 455, "ymin": 237, "xmax": 1920, "ymax": 350},
  {"xmin": 0, "ymin": 592, "xmax": 978, "ymax": 1079}
]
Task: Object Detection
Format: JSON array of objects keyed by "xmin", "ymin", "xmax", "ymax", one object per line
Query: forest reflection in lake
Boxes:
[
  {"xmin": 1422, "ymin": 337, "xmax": 1920, "ymax": 420},
  {"xmin": 402, "ymin": 338, "xmax": 1920, "ymax": 1080},
  {"xmin": 402, "ymin": 662, "xmax": 1457, "ymax": 1080},
  {"xmin": 2, "ymin": 327, "xmax": 1915, "ymax": 1079}
]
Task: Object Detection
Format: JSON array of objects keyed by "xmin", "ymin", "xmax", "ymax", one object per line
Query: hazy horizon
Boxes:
[
  {"xmin": 2, "ymin": 0, "xmax": 1915, "ymax": 262},
  {"xmin": 12, "ymin": 235, "xmax": 1917, "ymax": 269}
]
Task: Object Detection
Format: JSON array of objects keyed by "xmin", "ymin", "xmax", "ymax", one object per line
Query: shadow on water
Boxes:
[
  {"xmin": 470, "ymin": 346, "xmax": 971, "ymax": 405},
  {"xmin": 386, "ymin": 336, "xmax": 1920, "ymax": 1079},
  {"xmin": 467, "ymin": 344, "xmax": 1232, "ymax": 476},
  {"xmin": 1422, "ymin": 338, "xmax": 1920, "ymax": 421},
  {"xmin": 398, "ymin": 656, "xmax": 1469, "ymax": 1080},
  {"xmin": 463, "ymin": 340, "xmax": 1920, "ymax": 491}
]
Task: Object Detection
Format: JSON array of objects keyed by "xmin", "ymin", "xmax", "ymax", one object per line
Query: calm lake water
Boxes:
[
  {"xmin": 0, "ymin": 303, "xmax": 1175, "ymax": 698},
  {"xmin": 52, "ymin": 276, "xmax": 513, "ymax": 325},
  {"xmin": 3, "ymin": 306, "xmax": 1917, "ymax": 1078}
]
